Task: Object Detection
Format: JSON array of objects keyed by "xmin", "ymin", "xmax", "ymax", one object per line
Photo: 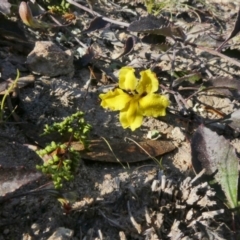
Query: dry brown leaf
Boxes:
[{"xmin": 71, "ymin": 139, "xmax": 175, "ymax": 163}]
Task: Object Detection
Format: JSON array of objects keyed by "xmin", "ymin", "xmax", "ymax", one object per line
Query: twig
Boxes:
[
  {"xmin": 66, "ymin": 0, "xmax": 129, "ymax": 27},
  {"xmin": 98, "ymin": 209, "xmax": 124, "ymax": 229},
  {"xmin": 48, "ymin": 14, "xmax": 87, "ymax": 48},
  {"xmin": 190, "ymin": 169, "xmax": 206, "ymax": 184},
  {"xmin": 185, "ymin": 86, "xmax": 238, "ymax": 102},
  {"xmin": 185, "ymin": 41, "xmax": 240, "ymax": 69},
  {"xmin": 180, "ymin": 42, "xmax": 213, "ymax": 78},
  {"xmin": 150, "ymin": 43, "xmax": 176, "ymax": 71},
  {"xmin": 127, "ymin": 201, "xmax": 142, "ymax": 233},
  {"xmin": 6, "ymin": 96, "xmax": 20, "ymax": 122}
]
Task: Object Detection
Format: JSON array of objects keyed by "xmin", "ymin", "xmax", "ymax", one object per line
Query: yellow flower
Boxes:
[{"xmin": 99, "ymin": 67, "xmax": 170, "ymax": 131}]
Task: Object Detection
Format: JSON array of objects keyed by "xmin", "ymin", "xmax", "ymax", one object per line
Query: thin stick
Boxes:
[
  {"xmin": 67, "ymin": 0, "xmax": 129, "ymax": 27},
  {"xmin": 48, "ymin": 14, "xmax": 87, "ymax": 48}
]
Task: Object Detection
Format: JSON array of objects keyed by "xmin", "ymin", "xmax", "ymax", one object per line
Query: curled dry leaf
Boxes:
[
  {"xmin": 114, "ymin": 36, "xmax": 135, "ymax": 59},
  {"xmin": 19, "ymin": 1, "xmax": 35, "ymax": 27},
  {"xmin": 19, "ymin": 1, "xmax": 52, "ymax": 29},
  {"xmin": 83, "ymin": 16, "xmax": 110, "ymax": 33}
]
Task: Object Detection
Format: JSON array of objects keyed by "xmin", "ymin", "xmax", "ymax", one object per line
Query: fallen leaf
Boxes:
[
  {"xmin": 172, "ymin": 72, "xmax": 202, "ymax": 87},
  {"xmin": 0, "ymin": 166, "xmax": 42, "ymax": 197},
  {"xmin": 19, "ymin": 1, "xmax": 53, "ymax": 29},
  {"xmin": 191, "ymin": 126, "xmax": 239, "ymax": 208},
  {"xmin": 0, "ymin": 75, "xmax": 35, "ymax": 94},
  {"xmin": 128, "ymin": 15, "xmax": 185, "ymax": 40},
  {"xmin": 84, "ymin": 16, "xmax": 110, "ymax": 33},
  {"xmin": 71, "ymin": 139, "xmax": 176, "ymax": 163},
  {"xmin": 223, "ymin": 109, "xmax": 240, "ymax": 132},
  {"xmin": 114, "ymin": 36, "xmax": 135, "ymax": 59},
  {"xmin": 217, "ymin": 8, "xmax": 240, "ymax": 51},
  {"xmin": 208, "ymin": 77, "xmax": 240, "ymax": 97}
]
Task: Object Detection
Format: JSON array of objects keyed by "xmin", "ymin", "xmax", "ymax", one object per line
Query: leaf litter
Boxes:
[{"xmin": 0, "ymin": 0, "xmax": 240, "ymax": 239}]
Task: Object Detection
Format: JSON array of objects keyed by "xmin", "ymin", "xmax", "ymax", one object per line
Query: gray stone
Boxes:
[
  {"xmin": 26, "ymin": 41, "xmax": 74, "ymax": 77},
  {"xmin": 3, "ymin": 229, "xmax": 9, "ymax": 235}
]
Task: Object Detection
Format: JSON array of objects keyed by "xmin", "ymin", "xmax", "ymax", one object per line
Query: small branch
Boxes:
[
  {"xmin": 185, "ymin": 41, "xmax": 240, "ymax": 69},
  {"xmin": 127, "ymin": 201, "xmax": 142, "ymax": 234},
  {"xmin": 48, "ymin": 14, "xmax": 87, "ymax": 48},
  {"xmin": 66, "ymin": 0, "xmax": 130, "ymax": 27}
]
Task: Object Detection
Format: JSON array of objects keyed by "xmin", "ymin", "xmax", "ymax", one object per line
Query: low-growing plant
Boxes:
[
  {"xmin": 36, "ymin": 111, "xmax": 91, "ymax": 188},
  {"xmin": 45, "ymin": 0, "xmax": 71, "ymax": 14}
]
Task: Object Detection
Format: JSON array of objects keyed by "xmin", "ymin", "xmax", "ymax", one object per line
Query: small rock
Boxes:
[
  {"xmin": 47, "ymin": 227, "xmax": 74, "ymax": 240},
  {"xmin": 22, "ymin": 233, "xmax": 33, "ymax": 240},
  {"xmin": 26, "ymin": 41, "xmax": 74, "ymax": 77},
  {"xmin": 3, "ymin": 229, "xmax": 9, "ymax": 235},
  {"xmin": 31, "ymin": 223, "xmax": 41, "ymax": 235}
]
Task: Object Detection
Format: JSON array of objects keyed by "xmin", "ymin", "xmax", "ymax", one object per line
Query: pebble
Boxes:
[
  {"xmin": 26, "ymin": 41, "xmax": 74, "ymax": 77},
  {"xmin": 3, "ymin": 229, "xmax": 9, "ymax": 235}
]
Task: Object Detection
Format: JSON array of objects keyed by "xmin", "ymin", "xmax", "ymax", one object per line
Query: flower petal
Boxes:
[
  {"xmin": 139, "ymin": 94, "xmax": 169, "ymax": 117},
  {"xmin": 137, "ymin": 69, "xmax": 159, "ymax": 94},
  {"xmin": 99, "ymin": 88, "xmax": 131, "ymax": 111},
  {"xmin": 120, "ymin": 99, "xmax": 143, "ymax": 131},
  {"xmin": 119, "ymin": 67, "xmax": 138, "ymax": 91},
  {"xmin": 119, "ymin": 110, "xmax": 129, "ymax": 129}
]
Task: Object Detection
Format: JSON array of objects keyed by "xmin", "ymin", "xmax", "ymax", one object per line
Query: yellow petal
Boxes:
[
  {"xmin": 137, "ymin": 69, "xmax": 159, "ymax": 94},
  {"xmin": 119, "ymin": 67, "xmax": 138, "ymax": 91},
  {"xmin": 119, "ymin": 99, "xmax": 143, "ymax": 131},
  {"xmin": 139, "ymin": 94, "xmax": 169, "ymax": 117},
  {"xmin": 99, "ymin": 88, "xmax": 131, "ymax": 111},
  {"xmin": 119, "ymin": 110, "xmax": 130, "ymax": 129}
]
